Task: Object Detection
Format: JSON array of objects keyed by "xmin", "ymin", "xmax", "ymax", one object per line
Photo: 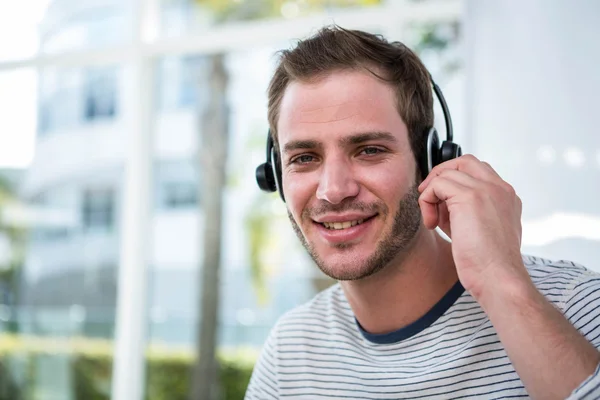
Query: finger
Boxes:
[
  {"xmin": 419, "ymin": 165, "xmax": 481, "ymax": 193},
  {"xmin": 419, "ymin": 154, "xmax": 498, "ymax": 191},
  {"xmin": 481, "ymin": 161, "xmax": 503, "ymax": 179},
  {"xmin": 437, "ymin": 201, "xmax": 451, "ymax": 237},
  {"xmin": 418, "ymin": 176, "xmax": 470, "ymax": 229}
]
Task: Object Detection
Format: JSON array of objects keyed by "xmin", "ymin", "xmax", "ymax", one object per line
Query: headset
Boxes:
[{"xmin": 255, "ymin": 77, "xmax": 462, "ymax": 203}]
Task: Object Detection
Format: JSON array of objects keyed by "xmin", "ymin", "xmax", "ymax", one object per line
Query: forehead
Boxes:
[{"xmin": 276, "ymin": 69, "xmax": 407, "ymax": 148}]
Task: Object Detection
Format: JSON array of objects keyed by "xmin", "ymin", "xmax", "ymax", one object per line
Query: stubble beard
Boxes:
[{"xmin": 288, "ymin": 184, "xmax": 422, "ymax": 281}]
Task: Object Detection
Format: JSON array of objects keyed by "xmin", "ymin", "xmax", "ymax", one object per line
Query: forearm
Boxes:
[{"xmin": 475, "ymin": 269, "xmax": 600, "ymax": 400}]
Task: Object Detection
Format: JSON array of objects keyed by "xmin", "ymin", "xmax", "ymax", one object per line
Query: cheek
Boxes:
[
  {"xmin": 363, "ymin": 170, "xmax": 409, "ymax": 197},
  {"xmin": 284, "ymin": 174, "xmax": 314, "ymax": 220},
  {"xmin": 360, "ymin": 167, "xmax": 416, "ymax": 213}
]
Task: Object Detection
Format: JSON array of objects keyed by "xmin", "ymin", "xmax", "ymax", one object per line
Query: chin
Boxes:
[{"xmin": 316, "ymin": 251, "xmax": 380, "ymax": 281}]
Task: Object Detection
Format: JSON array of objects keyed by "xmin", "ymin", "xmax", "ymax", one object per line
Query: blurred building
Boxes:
[{"xmin": 18, "ymin": 0, "xmax": 320, "ymax": 348}]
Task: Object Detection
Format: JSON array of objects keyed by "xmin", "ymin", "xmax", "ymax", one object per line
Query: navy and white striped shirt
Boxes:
[{"xmin": 245, "ymin": 255, "xmax": 600, "ymax": 399}]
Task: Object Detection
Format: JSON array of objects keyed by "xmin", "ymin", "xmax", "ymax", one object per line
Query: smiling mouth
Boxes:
[{"xmin": 319, "ymin": 215, "xmax": 377, "ymax": 230}]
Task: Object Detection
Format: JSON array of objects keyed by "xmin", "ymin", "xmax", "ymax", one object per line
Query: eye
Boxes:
[
  {"xmin": 360, "ymin": 146, "xmax": 384, "ymax": 156},
  {"xmin": 291, "ymin": 154, "xmax": 316, "ymax": 164}
]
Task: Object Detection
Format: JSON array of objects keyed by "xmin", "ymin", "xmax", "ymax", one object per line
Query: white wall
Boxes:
[{"xmin": 465, "ymin": 0, "xmax": 600, "ymax": 270}]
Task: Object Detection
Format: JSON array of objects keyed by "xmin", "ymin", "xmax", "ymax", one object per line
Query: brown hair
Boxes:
[{"xmin": 267, "ymin": 25, "xmax": 433, "ymax": 165}]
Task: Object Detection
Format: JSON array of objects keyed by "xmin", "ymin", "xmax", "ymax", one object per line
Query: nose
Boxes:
[{"xmin": 316, "ymin": 156, "xmax": 360, "ymax": 204}]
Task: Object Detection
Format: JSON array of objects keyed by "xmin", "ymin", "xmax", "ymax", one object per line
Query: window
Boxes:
[
  {"xmin": 40, "ymin": 6, "xmax": 125, "ymax": 54},
  {"xmin": 180, "ymin": 55, "xmax": 208, "ymax": 108},
  {"xmin": 162, "ymin": 182, "xmax": 197, "ymax": 208},
  {"xmin": 155, "ymin": 159, "xmax": 199, "ymax": 209},
  {"xmin": 33, "ymin": 227, "xmax": 71, "ymax": 242},
  {"xmin": 156, "ymin": 55, "xmax": 208, "ymax": 110},
  {"xmin": 38, "ymin": 65, "xmax": 118, "ymax": 134},
  {"xmin": 82, "ymin": 189, "xmax": 114, "ymax": 231},
  {"xmin": 83, "ymin": 67, "xmax": 117, "ymax": 121},
  {"xmin": 38, "ymin": 68, "xmax": 83, "ymax": 134}
]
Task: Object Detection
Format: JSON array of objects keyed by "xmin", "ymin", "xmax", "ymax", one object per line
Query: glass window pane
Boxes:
[
  {"xmin": 155, "ymin": 159, "xmax": 199, "ymax": 209},
  {"xmin": 155, "ymin": 55, "xmax": 209, "ymax": 111},
  {"xmin": 0, "ymin": 64, "xmax": 122, "ymax": 398},
  {"xmin": 0, "ymin": 0, "xmax": 130, "ymax": 61},
  {"xmin": 39, "ymin": 65, "xmax": 120, "ymax": 135},
  {"xmin": 83, "ymin": 67, "xmax": 119, "ymax": 121},
  {"xmin": 82, "ymin": 188, "xmax": 115, "ymax": 232},
  {"xmin": 0, "ymin": 69, "xmax": 37, "ymax": 168},
  {"xmin": 0, "ymin": 1, "xmax": 48, "ymax": 62},
  {"xmin": 41, "ymin": 2, "xmax": 129, "ymax": 55}
]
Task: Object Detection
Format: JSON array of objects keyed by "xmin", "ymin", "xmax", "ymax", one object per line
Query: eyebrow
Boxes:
[
  {"xmin": 339, "ymin": 131, "xmax": 398, "ymax": 146},
  {"xmin": 283, "ymin": 140, "xmax": 322, "ymax": 154},
  {"xmin": 282, "ymin": 131, "xmax": 397, "ymax": 155}
]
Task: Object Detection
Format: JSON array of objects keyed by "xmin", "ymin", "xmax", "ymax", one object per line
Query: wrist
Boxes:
[{"xmin": 469, "ymin": 265, "xmax": 540, "ymax": 312}]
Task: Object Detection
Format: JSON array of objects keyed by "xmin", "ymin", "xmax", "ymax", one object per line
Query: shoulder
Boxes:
[
  {"xmin": 522, "ymin": 254, "xmax": 599, "ymax": 286},
  {"xmin": 521, "ymin": 254, "xmax": 600, "ymax": 313},
  {"xmin": 522, "ymin": 254, "xmax": 600, "ymax": 350}
]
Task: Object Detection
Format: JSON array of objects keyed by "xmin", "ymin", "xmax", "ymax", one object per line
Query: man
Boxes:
[{"xmin": 245, "ymin": 26, "xmax": 600, "ymax": 399}]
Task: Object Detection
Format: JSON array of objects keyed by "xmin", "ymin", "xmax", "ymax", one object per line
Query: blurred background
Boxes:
[{"xmin": 0, "ymin": 0, "xmax": 598, "ymax": 399}]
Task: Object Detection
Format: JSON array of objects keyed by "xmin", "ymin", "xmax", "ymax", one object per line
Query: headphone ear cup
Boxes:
[
  {"xmin": 255, "ymin": 163, "xmax": 277, "ymax": 193},
  {"xmin": 440, "ymin": 140, "xmax": 462, "ymax": 164}
]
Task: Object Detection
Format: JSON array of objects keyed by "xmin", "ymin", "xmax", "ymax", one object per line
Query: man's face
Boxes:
[{"xmin": 277, "ymin": 69, "xmax": 423, "ymax": 281}]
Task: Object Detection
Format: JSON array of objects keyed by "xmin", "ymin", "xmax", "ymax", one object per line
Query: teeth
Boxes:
[{"xmin": 323, "ymin": 219, "xmax": 366, "ymax": 230}]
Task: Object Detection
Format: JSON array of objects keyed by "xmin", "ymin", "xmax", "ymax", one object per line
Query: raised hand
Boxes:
[{"xmin": 417, "ymin": 154, "xmax": 526, "ymax": 299}]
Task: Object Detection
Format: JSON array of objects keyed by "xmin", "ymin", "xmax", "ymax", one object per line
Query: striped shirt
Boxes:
[{"xmin": 245, "ymin": 255, "xmax": 600, "ymax": 399}]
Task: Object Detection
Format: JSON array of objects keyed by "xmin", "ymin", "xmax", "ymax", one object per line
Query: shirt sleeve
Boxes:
[
  {"xmin": 244, "ymin": 325, "xmax": 280, "ymax": 399},
  {"xmin": 562, "ymin": 269, "xmax": 600, "ymax": 399},
  {"xmin": 566, "ymin": 363, "xmax": 600, "ymax": 400}
]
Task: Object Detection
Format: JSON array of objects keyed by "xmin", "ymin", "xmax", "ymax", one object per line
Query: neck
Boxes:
[{"xmin": 340, "ymin": 226, "xmax": 458, "ymax": 335}]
